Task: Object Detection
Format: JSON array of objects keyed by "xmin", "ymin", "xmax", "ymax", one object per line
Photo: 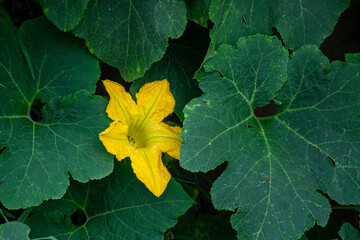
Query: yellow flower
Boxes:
[{"xmin": 99, "ymin": 79, "xmax": 182, "ymax": 197}]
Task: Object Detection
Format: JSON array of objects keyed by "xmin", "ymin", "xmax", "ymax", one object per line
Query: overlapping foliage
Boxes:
[{"xmin": 0, "ymin": 0, "xmax": 359, "ymax": 239}]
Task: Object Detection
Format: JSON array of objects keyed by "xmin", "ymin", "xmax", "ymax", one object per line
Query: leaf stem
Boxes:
[
  {"xmin": 173, "ymin": 178, "xmax": 195, "ymax": 185},
  {"xmin": 168, "ymin": 160, "xmax": 212, "ymax": 203},
  {"xmin": 17, "ymin": 207, "xmax": 33, "ymax": 223},
  {"xmin": 2, "ymin": 209, "xmax": 16, "ymax": 220},
  {"xmin": 0, "ymin": 4, "xmax": 36, "ymax": 80},
  {"xmin": 0, "ymin": 208, "xmax": 8, "ymax": 223},
  {"xmin": 332, "ymin": 206, "xmax": 357, "ymax": 210}
]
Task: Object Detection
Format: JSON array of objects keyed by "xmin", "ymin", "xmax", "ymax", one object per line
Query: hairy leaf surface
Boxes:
[
  {"xmin": 26, "ymin": 160, "xmax": 194, "ymax": 240},
  {"xmin": 0, "ymin": 17, "xmax": 113, "ymax": 209},
  {"xmin": 180, "ymin": 35, "xmax": 360, "ymax": 239},
  {"xmin": 209, "ymin": 0, "xmax": 349, "ymax": 50},
  {"xmin": 73, "ymin": 0, "xmax": 187, "ymax": 82}
]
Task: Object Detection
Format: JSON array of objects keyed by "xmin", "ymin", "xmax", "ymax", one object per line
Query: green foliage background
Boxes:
[{"xmin": 0, "ymin": 0, "xmax": 359, "ymax": 239}]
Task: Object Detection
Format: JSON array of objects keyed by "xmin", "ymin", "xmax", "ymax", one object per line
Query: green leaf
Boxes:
[
  {"xmin": 346, "ymin": 53, "xmax": 360, "ymax": 64},
  {"xmin": 72, "ymin": 0, "xmax": 187, "ymax": 82},
  {"xmin": 339, "ymin": 223, "xmax": 360, "ymax": 240},
  {"xmin": 0, "ymin": 91, "xmax": 113, "ymax": 209},
  {"xmin": 26, "ymin": 160, "xmax": 194, "ymax": 240},
  {"xmin": 185, "ymin": 0, "xmax": 211, "ymax": 27},
  {"xmin": 180, "ymin": 35, "xmax": 360, "ymax": 239},
  {"xmin": 130, "ymin": 41, "xmax": 203, "ymax": 121},
  {"xmin": 40, "ymin": 0, "xmax": 89, "ymax": 32},
  {"xmin": 0, "ymin": 222, "xmax": 30, "ymax": 240},
  {"xmin": 0, "ymin": 5, "xmax": 35, "ymax": 80},
  {"xmin": 0, "ymin": 16, "xmax": 99, "ymax": 103},
  {"xmin": 0, "ymin": 17, "xmax": 113, "ymax": 209},
  {"xmin": 209, "ymin": 0, "xmax": 349, "ymax": 50}
]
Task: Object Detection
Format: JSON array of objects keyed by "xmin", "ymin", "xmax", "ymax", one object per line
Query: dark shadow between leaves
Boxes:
[
  {"xmin": 328, "ymin": 156, "xmax": 336, "ymax": 168},
  {"xmin": 0, "ymin": 146, "xmax": 6, "ymax": 155},
  {"xmin": 214, "ymin": 70, "xmax": 224, "ymax": 78},
  {"xmin": 311, "ymin": 190, "xmax": 360, "ymax": 239},
  {"xmin": 254, "ymin": 100, "xmax": 277, "ymax": 118},
  {"xmin": 272, "ymin": 27, "xmax": 293, "ymax": 55},
  {"xmin": 207, "ymin": 19, "xmax": 214, "ymax": 30},
  {"xmin": 29, "ymin": 99, "xmax": 46, "ymax": 122},
  {"xmin": 70, "ymin": 208, "xmax": 87, "ymax": 227}
]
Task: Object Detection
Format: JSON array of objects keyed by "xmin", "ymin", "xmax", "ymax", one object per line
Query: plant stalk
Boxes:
[{"xmin": 0, "ymin": 208, "xmax": 8, "ymax": 223}]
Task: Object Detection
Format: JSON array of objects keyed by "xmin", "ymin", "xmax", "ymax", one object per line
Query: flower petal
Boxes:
[
  {"xmin": 135, "ymin": 80, "xmax": 175, "ymax": 124},
  {"xmin": 146, "ymin": 123, "xmax": 182, "ymax": 159},
  {"xmin": 99, "ymin": 121, "xmax": 133, "ymax": 161},
  {"xmin": 130, "ymin": 146, "xmax": 171, "ymax": 197},
  {"xmin": 103, "ymin": 80, "xmax": 137, "ymax": 123}
]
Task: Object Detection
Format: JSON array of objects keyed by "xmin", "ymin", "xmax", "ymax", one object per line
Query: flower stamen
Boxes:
[{"xmin": 127, "ymin": 136, "xmax": 135, "ymax": 147}]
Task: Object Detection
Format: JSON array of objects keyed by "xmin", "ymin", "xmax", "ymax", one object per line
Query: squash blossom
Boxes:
[{"xmin": 99, "ymin": 79, "xmax": 182, "ymax": 197}]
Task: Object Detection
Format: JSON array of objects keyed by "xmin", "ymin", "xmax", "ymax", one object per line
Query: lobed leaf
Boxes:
[
  {"xmin": 26, "ymin": 160, "xmax": 194, "ymax": 240},
  {"xmin": 209, "ymin": 0, "xmax": 349, "ymax": 50},
  {"xmin": 180, "ymin": 35, "xmax": 360, "ymax": 239},
  {"xmin": 72, "ymin": 0, "xmax": 187, "ymax": 82},
  {"xmin": 0, "ymin": 17, "xmax": 113, "ymax": 209}
]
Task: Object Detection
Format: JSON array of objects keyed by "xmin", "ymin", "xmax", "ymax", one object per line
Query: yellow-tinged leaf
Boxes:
[
  {"xmin": 136, "ymin": 80, "xmax": 175, "ymax": 124},
  {"xmin": 103, "ymin": 80, "xmax": 137, "ymax": 123},
  {"xmin": 130, "ymin": 147, "xmax": 171, "ymax": 197},
  {"xmin": 99, "ymin": 79, "xmax": 182, "ymax": 197}
]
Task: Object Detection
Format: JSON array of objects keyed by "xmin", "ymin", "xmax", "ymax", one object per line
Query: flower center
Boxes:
[
  {"xmin": 127, "ymin": 121, "xmax": 148, "ymax": 149},
  {"xmin": 127, "ymin": 136, "xmax": 136, "ymax": 147}
]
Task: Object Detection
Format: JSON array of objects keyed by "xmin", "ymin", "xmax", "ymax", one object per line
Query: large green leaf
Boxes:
[
  {"xmin": 339, "ymin": 223, "xmax": 360, "ymax": 240},
  {"xmin": 40, "ymin": 0, "xmax": 89, "ymax": 31},
  {"xmin": 0, "ymin": 17, "xmax": 113, "ymax": 209},
  {"xmin": 72, "ymin": 0, "xmax": 187, "ymax": 82},
  {"xmin": 26, "ymin": 160, "xmax": 194, "ymax": 240},
  {"xmin": 209, "ymin": 0, "xmax": 349, "ymax": 50},
  {"xmin": 130, "ymin": 41, "xmax": 203, "ymax": 121},
  {"xmin": 180, "ymin": 35, "xmax": 360, "ymax": 239},
  {"xmin": 0, "ymin": 222, "xmax": 30, "ymax": 240}
]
